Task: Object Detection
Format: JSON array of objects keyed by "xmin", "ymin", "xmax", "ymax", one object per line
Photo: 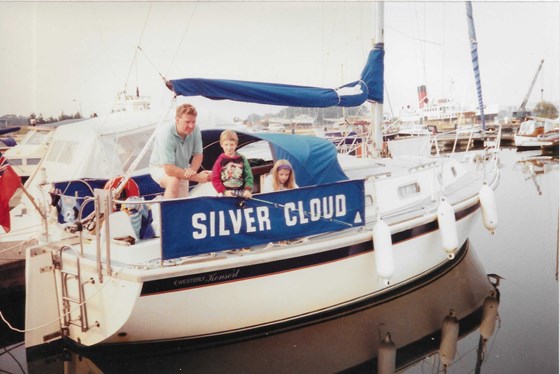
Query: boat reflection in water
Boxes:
[
  {"xmin": 514, "ymin": 152, "xmax": 559, "ymax": 195},
  {"xmin": 26, "ymin": 241, "xmax": 501, "ymax": 374}
]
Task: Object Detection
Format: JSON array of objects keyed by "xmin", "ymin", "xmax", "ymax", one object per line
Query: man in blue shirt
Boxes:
[{"xmin": 149, "ymin": 103, "xmax": 211, "ymax": 198}]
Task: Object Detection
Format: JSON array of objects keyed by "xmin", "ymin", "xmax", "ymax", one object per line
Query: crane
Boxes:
[{"xmin": 512, "ymin": 59, "xmax": 544, "ymax": 122}]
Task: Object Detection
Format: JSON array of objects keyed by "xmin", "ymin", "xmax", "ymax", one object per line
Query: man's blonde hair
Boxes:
[
  {"xmin": 176, "ymin": 103, "xmax": 197, "ymax": 118},
  {"xmin": 220, "ymin": 129, "xmax": 238, "ymax": 145}
]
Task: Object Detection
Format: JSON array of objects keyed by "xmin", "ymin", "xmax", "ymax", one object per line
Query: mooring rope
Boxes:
[{"xmin": 0, "ymin": 272, "xmax": 113, "ymax": 334}]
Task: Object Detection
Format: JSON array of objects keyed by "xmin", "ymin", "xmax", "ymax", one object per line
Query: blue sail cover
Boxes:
[{"xmin": 169, "ymin": 48, "xmax": 384, "ymax": 107}]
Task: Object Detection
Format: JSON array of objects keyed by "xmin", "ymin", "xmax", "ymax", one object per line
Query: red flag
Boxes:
[{"xmin": 0, "ymin": 154, "xmax": 22, "ymax": 232}]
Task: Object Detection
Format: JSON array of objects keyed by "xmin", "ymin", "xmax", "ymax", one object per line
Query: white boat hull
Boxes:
[
  {"xmin": 27, "ymin": 243, "xmax": 496, "ymax": 373},
  {"xmin": 514, "ymin": 134, "xmax": 552, "ymax": 147},
  {"xmin": 26, "ymin": 199, "xmax": 481, "ymax": 348}
]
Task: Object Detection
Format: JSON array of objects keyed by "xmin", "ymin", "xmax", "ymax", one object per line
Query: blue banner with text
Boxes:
[{"xmin": 160, "ymin": 180, "xmax": 365, "ymax": 260}]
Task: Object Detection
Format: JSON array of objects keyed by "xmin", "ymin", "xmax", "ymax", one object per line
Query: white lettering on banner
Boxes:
[
  {"xmin": 192, "ymin": 213, "xmax": 206, "ymax": 239},
  {"xmin": 336, "ymin": 195, "xmax": 346, "ymax": 217},
  {"xmin": 310, "ymin": 199, "xmax": 321, "ymax": 221},
  {"xmin": 284, "ymin": 202, "xmax": 297, "ymax": 226},
  {"xmin": 244, "ymin": 208, "xmax": 257, "ymax": 233},
  {"xmin": 256, "ymin": 207, "xmax": 271, "ymax": 231},
  {"xmin": 218, "ymin": 211, "xmax": 229, "ymax": 235},
  {"xmin": 229, "ymin": 210, "xmax": 242, "ymax": 233},
  {"xmin": 191, "ymin": 194, "xmax": 349, "ymax": 238},
  {"xmin": 285, "ymin": 194, "xmax": 347, "ymax": 227},
  {"xmin": 192, "ymin": 206, "xmax": 271, "ymax": 239}
]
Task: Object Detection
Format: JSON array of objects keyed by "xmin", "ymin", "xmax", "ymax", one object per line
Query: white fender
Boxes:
[
  {"xmin": 437, "ymin": 197, "xmax": 458, "ymax": 259},
  {"xmin": 479, "ymin": 183, "xmax": 498, "ymax": 233},
  {"xmin": 377, "ymin": 332, "xmax": 396, "ymax": 374},
  {"xmin": 373, "ymin": 218, "xmax": 394, "ymax": 285},
  {"xmin": 480, "ymin": 290, "xmax": 499, "ymax": 341},
  {"xmin": 439, "ymin": 309, "xmax": 459, "ymax": 368}
]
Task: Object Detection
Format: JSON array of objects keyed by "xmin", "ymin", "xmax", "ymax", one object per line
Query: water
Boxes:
[{"xmin": 1, "ymin": 148, "xmax": 558, "ymax": 373}]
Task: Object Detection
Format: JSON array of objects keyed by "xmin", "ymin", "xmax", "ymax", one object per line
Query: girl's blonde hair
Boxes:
[
  {"xmin": 272, "ymin": 159, "xmax": 296, "ymax": 190},
  {"xmin": 220, "ymin": 129, "xmax": 238, "ymax": 145}
]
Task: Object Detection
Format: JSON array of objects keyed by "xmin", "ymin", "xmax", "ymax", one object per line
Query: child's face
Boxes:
[
  {"xmin": 221, "ymin": 139, "xmax": 237, "ymax": 157},
  {"xmin": 278, "ymin": 169, "xmax": 291, "ymax": 184}
]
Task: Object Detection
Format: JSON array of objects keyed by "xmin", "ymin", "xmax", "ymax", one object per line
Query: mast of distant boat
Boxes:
[
  {"xmin": 466, "ymin": 1, "xmax": 486, "ymax": 131},
  {"xmin": 370, "ymin": 1, "xmax": 385, "ymax": 156}
]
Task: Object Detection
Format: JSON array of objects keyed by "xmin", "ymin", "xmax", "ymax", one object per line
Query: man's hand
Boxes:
[
  {"xmin": 189, "ymin": 170, "xmax": 212, "ymax": 183},
  {"xmin": 183, "ymin": 167, "xmax": 196, "ymax": 179},
  {"xmin": 242, "ymin": 190, "xmax": 252, "ymax": 199}
]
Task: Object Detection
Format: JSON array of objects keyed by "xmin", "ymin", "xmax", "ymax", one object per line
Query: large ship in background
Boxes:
[{"xmin": 410, "ymin": 85, "xmax": 499, "ymax": 131}]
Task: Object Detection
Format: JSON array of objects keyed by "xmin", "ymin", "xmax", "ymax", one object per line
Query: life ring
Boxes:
[{"xmin": 104, "ymin": 176, "xmax": 140, "ymax": 200}]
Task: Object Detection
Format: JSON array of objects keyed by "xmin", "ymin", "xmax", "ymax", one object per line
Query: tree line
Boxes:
[{"xmin": 28, "ymin": 111, "xmax": 83, "ymax": 125}]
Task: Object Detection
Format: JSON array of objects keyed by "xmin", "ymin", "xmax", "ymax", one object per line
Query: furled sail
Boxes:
[
  {"xmin": 168, "ymin": 48, "xmax": 384, "ymax": 108},
  {"xmin": 466, "ymin": 1, "xmax": 486, "ymax": 130}
]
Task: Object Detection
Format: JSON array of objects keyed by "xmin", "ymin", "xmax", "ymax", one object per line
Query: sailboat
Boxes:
[
  {"xmin": 25, "ymin": 246, "xmax": 501, "ymax": 372},
  {"xmin": 24, "ymin": 2, "xmax": 500, "ymax": 354}
]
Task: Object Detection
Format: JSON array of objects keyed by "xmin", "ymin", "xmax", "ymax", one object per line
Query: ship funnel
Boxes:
[{"xmin": 417, "ymin": 85, "xmax": 428, "ymax": 108}]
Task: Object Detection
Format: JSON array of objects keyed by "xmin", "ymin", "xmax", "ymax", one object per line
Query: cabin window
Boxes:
[
  {"xmin": 26, "ymin": 131, "xmax": 50, "ymax": 146},
  {"xmin": 398, "ymin": 182, "xmax": 420, "ymax": 199},
  {"xmin": 27, "ymin": 158, "xmax": 41, "ymax": 165},
  {"xmin": 365, "ymin": 194, "xmax": 374, "ymax": 206},
  {"xmin": 8, "ymin": 158, "xmax": 22, "ymax": 166},
  {"xmin": 114, "ymin": 127, "xmax": 154, "ymax": 171},
  {"xmin": 45, "ymin": 140, "xmax": 79, "ymax": 164}
]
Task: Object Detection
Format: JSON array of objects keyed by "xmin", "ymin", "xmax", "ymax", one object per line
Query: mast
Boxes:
[
  {"xmin": 370, "ymin": 1, "xmax": 385, "ymax": 155},
  {"xmin": 466, "ymin": 1, "xmax": 486, "ymax": 131}
]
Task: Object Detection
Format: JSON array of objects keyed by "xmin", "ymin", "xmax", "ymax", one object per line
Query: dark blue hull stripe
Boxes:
[{"xmin": 140, "ymin": 202, "xmax": 480, "ymax": 296}]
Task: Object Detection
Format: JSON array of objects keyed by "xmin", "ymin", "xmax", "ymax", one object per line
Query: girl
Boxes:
[{"xmin": 262, "ymin": 159, "xmax": 298, "ymax": 193}]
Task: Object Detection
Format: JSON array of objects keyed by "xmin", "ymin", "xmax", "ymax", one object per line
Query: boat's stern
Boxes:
[
  {"xmin": 25, "ymin": 241, "xmax": 144, "ymax": 350},
  {"xmin": 25, "ymin": 244, "xmax": 64, "ymax": 349}
]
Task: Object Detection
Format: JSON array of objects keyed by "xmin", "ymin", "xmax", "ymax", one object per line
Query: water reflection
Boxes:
[
  {"xmin": 18, "ymin": 243, "xmax": 501, "ymax": 374},
  {"xmin": 514, "ymin": 151, "xmax": 559, "ymax": 195}
]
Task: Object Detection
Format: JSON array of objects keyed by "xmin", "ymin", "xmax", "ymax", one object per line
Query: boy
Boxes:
[{"xmin": 211, "ymin": 130, "xmax": 253, "ymax": 198}]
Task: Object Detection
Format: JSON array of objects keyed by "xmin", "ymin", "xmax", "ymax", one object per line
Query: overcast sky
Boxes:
[{"xmin": 0, "ymin": 1, "xmax": 558, "ymax": 122}]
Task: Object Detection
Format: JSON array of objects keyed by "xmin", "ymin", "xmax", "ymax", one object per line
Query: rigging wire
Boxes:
[
  {"xmin": 137, "ymin": 47, "xmax": 166, "ymax": 82},
  {"xmin": 165, "ymin": 2, "xmax": 199, "ymax": 77},
  {"xmin": 122, "ymin": 2, "xmax": 153, "ymax": 93},
  {"xmin": 386, "ymin": 25, "xmax": 441, "ymax": 46},
  {"xmin": 134, "ymin": 2, "xmax": 199, "ymax": 85}
]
